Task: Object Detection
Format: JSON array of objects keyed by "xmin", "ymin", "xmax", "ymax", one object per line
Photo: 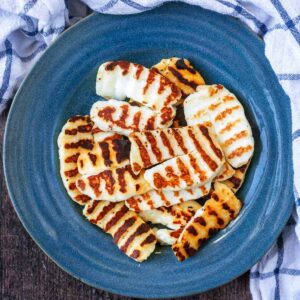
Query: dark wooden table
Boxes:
[{"xmin": 0, "ymin": 110, "xmax": 251, "ymax": 300}]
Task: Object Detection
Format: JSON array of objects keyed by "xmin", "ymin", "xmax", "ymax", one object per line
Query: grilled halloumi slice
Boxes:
[
  {"xmin": 90, "ymin": 99, "xmax": 174, "ymax": 136},
  {"xmin": 184, "ymin": 85, "xmax": 254, "ymax": 168},
  {"xmin": 139, "ymin": 200, "xmax": 201, "ymax": 230},
  {"xmin": 96, "ymin": 61, "xmax": 181, "ymax": 125},
  {"xmin": 152, "ymin": 58, "xmax": 205, "ymax": 98},
  {"xmin": 222, "ymin": 162, "xmax": 250, "ymax": 193},
  {"xmin": 83, "ymin": 201, "xmax": 157, "ymax": 262},
  {"xmin": 78, "ymin": 134, "xmax": 130, "ymax": 176},
  {"xmin": 76, "ymin": 165, "xmax": 151, "ymax": 202},
  {"xmin": 129, "ymin": 124, "xmax": 223, "ymax": 174},
  {"xmin": 125, "ymin": 182, "xmax": 211, "ymax": 212},
  {"xmin": 214, "ymin": 161, "xmax": 235, "ymax": 182},
  {"xmin": 57, "ymin": 115, "xmax": 94, "ymax": 205},
  {"xmin": 172, "ymin": 182, "xmax": 242, "ymax": 261},
  {"xmin": 143, "ymin": 126, "xmax": 224, "ymax": 190}
]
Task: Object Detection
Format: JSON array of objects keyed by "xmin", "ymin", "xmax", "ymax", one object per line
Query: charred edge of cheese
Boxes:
[
  {"xmin": 222, "ymin": 162, "xmax": 250, "ymax": 193},
  {"xmin": 152, "ymin": 58, "xmax": 205, "ymax": 98},
  {"xmin": 139, "ymin": 200, "xmax": 202, "ymax": 230},
  {"xmin": 129, "ymin": 124, "xmax": 224, "ymax": 175},
  {"xmin": 172, "ymin": 182, "xmax": 242, "ymax": 261},
  {"xmin": 125, "ymin": 182, "xmax": 211, "ymax": 212},
  {"xmin": 214, "ymin": 161, "xmax": 235, "ymax": 182},
  {"xmin": 83, "ymin": 201, "xmax": 157, "ymax": 262},
  {"xmin": 76, "ymin": 165, "xmax": 151, "ymax": 202},
  {"xmin": 57, "ymin": 115, "xmax": 94, "ymax": 205}
]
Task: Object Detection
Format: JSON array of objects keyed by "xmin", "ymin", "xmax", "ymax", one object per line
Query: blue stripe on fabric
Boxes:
[
  {"xmin": 23, "ymin": 0, "xmax": 38, "ymax": 13},
  {"xmin": 292, "ymin": 129, "xmax": 300, "ymax": 140},
  {"xmin": 271, "ymin": 0, "xmax": 300, "ymax": 45},
  {"xmin": 97, "ymin": 0, "xmax": 119, "ymax": 13},
  {"xmin": 120, "ymin": 0, "xmax": 151, "ymax": 11},
  {"xmin": 274, "ymin": 234, "xmax": 284, "ymax": 300},
  {"xmin": 250, "ymin": 268, "xmax": 300, "ymax": 279},
  {"xmin": 268, "ymin": 15, "xmax": 300, "ymax": 33},
  {"xmin": 277, "ymin": 73, "xmax": 300, "ymax": 80},
  {"xmin": 0, "ymin": 40, "xmax": 13, "ymax": 101},
  {"xmin": 216, "ymin": 0, "xmax": 268, "ymax": 35},
  {"xmin": 21, "ymin": 26, "xmax": 65, "ymax": 38},
  {"xmin": 0, "ymin": 43, "xmax": 46, "ymax": 62}
]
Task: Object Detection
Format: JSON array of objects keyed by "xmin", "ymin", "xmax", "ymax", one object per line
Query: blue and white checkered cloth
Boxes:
[{"xmin": 1, "ymin": 1, "xmax": 299, "ymax": 299}]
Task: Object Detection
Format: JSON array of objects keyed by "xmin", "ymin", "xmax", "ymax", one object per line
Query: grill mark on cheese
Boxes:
[
  {"xmin": 188, "ymin": 153, "xmax": 207, "ymax": 182},
  {"xmin": 157, "ymin": 190, "xmax": 171, "ymax": 206},
  {"xmin": 88, "ymin": 153, "xmax": 97, "ymax": 165},
  {"xmin": 176, "ymin": 157, "xmax": 193, "ymax": 186},
  {"xmin": 160, "ymin": 106, "xmax": 174, "ymax": 125},
  {"xmin": 65, "ymin": 153, "xmax": 80, "ymax": 163},
  {"xmin": 105, "ymin": 205, "xmax": 129, "ymax": 231},
  {"xmin": 69, "ymin": 116, "xmax": 89, "ymax": 123},
  {"xmin": 143, "ymin": 70, "xmax": 156, "ymax": 95},
  {"xmin": 90, "ymin": 202, "xmax": 117, "ymax": 224},
  {"xmin": 145, "ymin": 116, "xmax": 155, "ymax": 130},
  {"xmin": 228, "ymin": 176, "xmax": 242, "ymax": 189},
  {"xmin": 228, "ymin": 145, "xmax": 253, "ymax": 159},
  {"xmin": 105, "ymin": 61, "xmax": 131, "ymax": 75},
  {"xmin": 65, "ymin": 129, "xmax": 77, "ymax": 135},
  {"xmin": 116, "ymin": 167, "xmax": 126, "ymax": 193},
  {"xmin": 120, "ymin": 223, "xmax": 150, "ymax": 253},
  {"xmin": 135, "ymin": 64, "xmax": 143, "ymax": 79},
  {"xmin": 64, "ymin": 168, "xmax": 78, "ymax": 178},
  {"xmin": 133, "ymin": 111, "xmax": 141, "ymax": 130},
  {"xmin": 168, "ymin": 66, "xmax": 198, "ymax": 90},
  {"xmin": 159, "ymin": 131, "xmax": 175, "ymax": 156},
  {"xmin": 112, "ymin": 139, "xmax": 130, "ymax": 163},
  {"xmin": 222, "ymin": 130, "xmax": 248, "ymax": 147},
  {"xmin": 113, "ymin": 217, "xmax": 137, "ymax": 243},
  {"xmin": 220, "ymin": 119, "xmax": 241, "ymax": 134},
  {"xmin": 74, "ymin": 195, "xmax": 90, "ymax": 203},
  {"xmin": 86, "ymin": 200, "xmax": 99, "ymax": 214},
  {"xmin": 175, "ymin": 59, "xmax": 196, "ymax": 74},
  {"xmin": 215, "ymin": 105, "xmax": 240, "ymax": 122},
  {"xmin": 198, "ymin": 125, "xmax": 223, "ymax": 160},
  {"xmin": 68, "ymin": 182, "xmax": 76, "ymax": 190},
  {"xmin": 77, "ymin": 124, "xmax": 93, "ymax": 133},
  {"xmin": 145, "ymin": 131, "xmax": 162, "ymax": 162},
  {"xmin": 130, "ymin": 250, "xmax": 140, "ymax": 259},
  {"xmin": 99, "ymin": 141, "xmax": 112, "ymax": 166},
  {"xmin": 172, "ymin": 129, "xmax": 188, "ymax": 153},
  {"xmin": 132, "ymin": 136, "xmax": 151, "ymax": 167},
  {"xmin": 141, "ymin": 234, "xmax": 156, "ymax": 246},
  {"xmin": 188, "ymin": 129, "xmax": 218, "ymax": 171},
  {"xmin": 65, "ymin": 139, "xmax": 93, "ymax": 150}
]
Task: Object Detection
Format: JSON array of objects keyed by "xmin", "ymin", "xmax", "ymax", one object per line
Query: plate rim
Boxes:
[{"xmin": 3, "ymin": 3, "xmax": 294, "ymax": 298}]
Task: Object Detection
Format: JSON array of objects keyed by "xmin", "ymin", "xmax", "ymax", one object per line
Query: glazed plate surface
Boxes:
[{"xmin": 4, "ymin": 3, "xmax": 293, "ymax": 297}]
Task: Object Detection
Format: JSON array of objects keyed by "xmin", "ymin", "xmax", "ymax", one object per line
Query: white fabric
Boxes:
[{"xmin": 0, "ymin": 1, "xmax": 299, "ymax": 299}]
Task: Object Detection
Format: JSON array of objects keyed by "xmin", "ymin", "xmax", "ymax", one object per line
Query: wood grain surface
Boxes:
[{"xmin": 0, "ymin": 110, "xmax": 251, "ymax": 300}]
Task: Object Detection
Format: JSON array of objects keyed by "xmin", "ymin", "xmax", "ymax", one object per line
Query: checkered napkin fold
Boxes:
[{"xmin": 0, "ymin": 1, "xmax": 299, "ymax": 299}]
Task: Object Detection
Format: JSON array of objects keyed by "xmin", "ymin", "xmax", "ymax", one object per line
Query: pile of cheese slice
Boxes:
[{"xmin": 58, "ymin": 58, "xmax": 254, "ymax": 262}]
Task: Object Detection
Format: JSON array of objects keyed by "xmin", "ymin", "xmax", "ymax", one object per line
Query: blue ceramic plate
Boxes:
[{"xmin": 4, "ymin": 3, "xmax": 293, "ymax": 298}]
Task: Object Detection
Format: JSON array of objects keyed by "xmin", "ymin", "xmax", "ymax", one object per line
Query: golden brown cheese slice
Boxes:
[
  {"xmin": 129, "ymin": 124, "xmax": 223, "ymax": 174},
  {"xmin": 214, "ymin": 161, "xmax": 235, "ymax": 182},
  {"xmin": 222, "ymin": 162, "xmax": 250, "ymax": 193},
  {"xmin": 152, "ymin": 58, "xmax": 205, "ymax": 98},
  {"xmin": 184, "ymin": 85, "xmax": 254, "ymax": 168},
  {"xmin": 57, "ymin": 115, "xmax": 94, "ymax": 205},
  {"xmin": 83, "ymin": 201, "xmax": 157, "ymax": 262},
  {"xmin": 76, "ymin": 165, "xmax": 151, "ymax": 202},
  {"xmin": 172, "ymin": 182, "xmax": 242, "ymax": 261},
  {"xmin": 96, "ymin": 61, "xmax": 182, "ymax": 126},
  {"xmin": 91, "ymin": 99, "xmax": 175, "ymax": 136},
  {"xmin": 78, "ymin": 134, "xmax": 130, "ymax": 176},
  {"xmin": 125, "ymin": 182, "xmax": 211, "ymax": 212},
  {"xmin": 139, "ymin": 200, "xmax": 201, "ymax": 230}
]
